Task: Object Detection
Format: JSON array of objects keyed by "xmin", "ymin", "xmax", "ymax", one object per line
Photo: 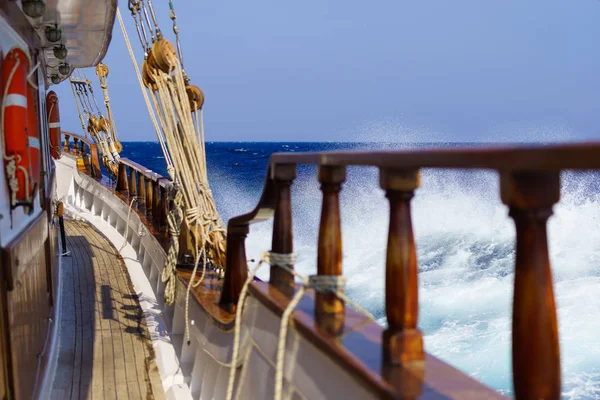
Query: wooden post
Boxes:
[
  {"xmin": 89, "ymin": 144, "xmax": 101, "ymax": 179},
  {"xmin": 73, "ymin": 138, "xmax": 79, "ymax": 155},
  {"xmin": 379, "ymin": 168, "xmax": 424, "ymax": 366},
  {"xmin": 270, "ymin": 164, "xmax": 297, "ymax": 296},
  {"xmin": 219, "ymin": 225, "xmax": 249, "ymax": 310},
  {"xmin": 80, "ymin": 140, "xmax": 86, "ymax": 156},
  {"xmin": 500, "ymin": 171, "xmax": 561, "ymax": 400},
  {"xmin": 137, "ymin": 172, "xmax": 146, "ymax": 213},
  {"xmin": 128, "ymin": 166, "xmax": 137, "ymax": 199},
  {"xmin": 64, "ymin": 135, "xmax": 70, "ymax": 154},
  {"xmin": 316, "ymin": 165, "xmax": 346, "ymax": 335},
  {"xmin": 146, "ymin": 179, "xmax": 153, "ymax": 218},
  {"xmin": 116, "ymin": 162, "xmax": 129, "ymax": 195}
]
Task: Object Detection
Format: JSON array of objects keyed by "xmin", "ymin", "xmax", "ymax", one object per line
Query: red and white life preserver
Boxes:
[
  {"xmin": 27, "ymin": 73, "xmax": 41, "ymax": 181},
  {"xmin": 2, "ymin": 48, "xmax": 33, "ymax": 202},
  {"xmin": 46, "ymin": 91, "xmax": 61, "ymax": 160}
]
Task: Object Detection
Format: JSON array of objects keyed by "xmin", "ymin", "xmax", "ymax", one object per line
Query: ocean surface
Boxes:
[{"xmin": 120, "ymin": 141, "xmax": 600, "ymax": 399}]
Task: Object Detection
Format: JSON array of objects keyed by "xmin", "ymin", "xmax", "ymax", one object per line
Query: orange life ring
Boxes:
[
  {"xmin": 2, "ymin": 48, "xmax": 33, "ymax": 202},
  {"xmin": 46, "ymin": 91, "xmax": 61, "ymax": 160},
  {"xmin": 27, "ymin": 75, "xmax": 41, "ymax": 181}
]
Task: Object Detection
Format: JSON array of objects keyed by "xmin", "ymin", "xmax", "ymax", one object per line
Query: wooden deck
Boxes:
[{"xmin": 51, "ymin": 220, "xmax": 165, "ymax": 400}]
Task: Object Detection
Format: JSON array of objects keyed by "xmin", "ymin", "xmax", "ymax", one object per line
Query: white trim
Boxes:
[
  {"xmin": 5, "ymin": 93, "xmax": 27, "ymax": 108},
  {"xmin": 48, "ymin": 122, "xmax": 60, "ymax": 129}
]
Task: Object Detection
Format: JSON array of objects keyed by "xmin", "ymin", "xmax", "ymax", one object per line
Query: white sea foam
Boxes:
[{"xmin": 214, "ymin": 162, "xmax": 600, "ymax": 399}]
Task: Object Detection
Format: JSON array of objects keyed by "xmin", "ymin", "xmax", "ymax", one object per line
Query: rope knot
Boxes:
[
  {"xmin": 308, "ymin": 275, "xmax": 347, "ymax": 294},
  {"xmin": 263, "ymin": 251, "xmax": 296, "ymax": 268}
]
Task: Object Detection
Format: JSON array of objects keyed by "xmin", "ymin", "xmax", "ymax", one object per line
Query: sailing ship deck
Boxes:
[{"xmin": 51, "ymin": 219, "xmax": 165, "ymax": 400}]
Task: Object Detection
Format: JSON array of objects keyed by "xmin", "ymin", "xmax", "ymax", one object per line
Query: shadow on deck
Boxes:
[{"xmin": 51, "ymin": 220, "xmax": 164, "ymax": 400}]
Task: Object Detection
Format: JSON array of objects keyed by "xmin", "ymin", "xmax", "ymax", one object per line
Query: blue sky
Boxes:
[{"xmin": 55, "ymin": 0, "xmax": 600, "ymax": 142}]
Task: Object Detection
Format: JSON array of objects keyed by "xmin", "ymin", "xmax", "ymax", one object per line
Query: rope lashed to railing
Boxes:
[{"xmin": 224, "ymin": 251, "xmax": 375, "ymax": 400}]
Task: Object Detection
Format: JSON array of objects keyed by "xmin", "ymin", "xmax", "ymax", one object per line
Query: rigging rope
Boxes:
[
  {"xmin": 120, "ymin": 2, "xmax": 226, "ymax": 346},
  {"xmin": 117, "ymin": 7, "xmax": 173, "ymax": 169}
]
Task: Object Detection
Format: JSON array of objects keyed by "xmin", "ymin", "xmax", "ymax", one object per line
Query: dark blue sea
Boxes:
[{"xmin": 119, "ymin": 142, "xmax": 600, "ymax": 399}]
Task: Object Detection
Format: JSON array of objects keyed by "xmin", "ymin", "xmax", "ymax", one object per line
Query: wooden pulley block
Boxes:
[
  {"xmin": 150, "ymin": 39, "xmax": 177, "ymax": 74},
  {"xmin": 95, "ymin": 63, "xmax": 109, "ymax": 79},
  {"xmin": 186, "ymin": 84, "xmax": 204, "ymax": 111},
  {"xmin": 142, "ymin": 57, "xmax": 157, "ymax": 91},
  {"xmin": 99, "ymin": 117, "xmax": 111, "ymax": 132},
  {"xmin": 114, "ymin": 141, "xmax": 123, "ymax": 153},
  {"xmin": 89, "ymin": 115, "xmax": 103, "ymax": 132}
]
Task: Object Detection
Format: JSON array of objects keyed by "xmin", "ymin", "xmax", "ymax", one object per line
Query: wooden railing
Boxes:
[
  {"xmin": 62, "ymin": 128, "xmax": 593, "ymax": 397},
  {"xmin": 62, "ymin": 131, "xmax": 101, "ymax": 178},
  {"xmin": 218, "ymin": 141, "xmax": 600, "ymax": 399},
  {"xmin": 115, "ymin": 157, "xmax": 172, "ymax": 233},
  {"xmin": 62, "ymin": 132, "xmax": 172, "ymax": 233}
]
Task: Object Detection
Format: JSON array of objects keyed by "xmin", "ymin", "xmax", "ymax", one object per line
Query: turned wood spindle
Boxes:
[
  {"xmin": 116, "ymin": 163, "xmax": 129, "ymax": 195},
  {"xmin": 128, "ymin": 167, "xmax": 137, "ymax": 198},
  {"xmin": 81, "ymin": 141, "xmax": 87, "ymax": 156},
  {"xmin": 219, "ymin": 225, "xmax": 249, "ymax": 310},
  {"xmin": 64, "ymin": 135, "xmax": 70, "ymax": 153},
  {"xmin": 500, "ymin": 171, "xmax": 561, "ymax": 400},
  {"xmin": 146, "ymin": 179, "xmax": 153, "ymax": 217},
  {"xmin": 270, "ymin": 164, "xmax": 297, "ymax": 296},
  {"xmin": 316, "ymin": 165, "xmax": 346, "ymax": 335},
  {"xmin": 89, "ymin": 144, "xmax": 101, "ymax": 179},
  {"xmin": 380, "ymin": 168, "xmax": 424, "ymax": 366},
  {"xmin": 137, "ymin": 172, "xmax": 146, "ymax": 213},
  {"xmin": 73, "ymin": 138, "xmax": 79, "ymax": 155}
]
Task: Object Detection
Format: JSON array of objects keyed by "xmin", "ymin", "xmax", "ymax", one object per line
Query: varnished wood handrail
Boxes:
[
  {"xmin": 61, "ymin": 130, "xmax": 94, "ymax": 147},
  {"xmin": 270, "ymin": 141, "xmax": 600, "ymax": 171}
]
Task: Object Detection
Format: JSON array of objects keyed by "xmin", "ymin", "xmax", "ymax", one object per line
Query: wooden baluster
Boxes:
[
  {"xmin": 380, "ymin": 168, "xmax": 424, "ymax": 366},
  {"xmin": 80, "ymin": 140, "xmax": 85, "ymax": 156},
  {"xmin": 270, "ymin": 164, "xmax": 297, "ymax": 296},
  {"xmin": 128, "ymin": 166, "xmax": 137, "ymax": 200},
  {"xmin": 137, "ymin": 172, "xmax": 146, "ymax": 213},
  {"xmin": 116, "ymin": 162, "xmax": 129, "ymax": 196},
  {"xmin": 219, "ymin": 225, "xmax": 249, "ymax": 310},
  {"xmin": 73, "ymin": 138, "xmax": 79, "ymax": 155},
  {"xmin": 316, "ymin": 165, "xmax": 346, "ymax": 335},
  {"xmin": 500, "ymin": 171, "xmax": 561, "ymax": 400},
  {"xmin": 89, "ymin": 144, "xmax": 101, "ymax": 179},
  {"xmin": 64, "ymin": 135, "xmax": 70, "ymax": 154},
  {"xmin": 146, "ymin": 179, "xmax": 153, "ymax": 218}
]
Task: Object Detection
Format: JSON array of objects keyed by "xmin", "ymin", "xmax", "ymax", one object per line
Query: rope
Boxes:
[
  {"xmin": 69, "ymin": 80, "xmax": 88, "ymax": 137},
  {"xmin": 161, "ymin": 189, "xmax": 183, "ymax": 305},
  {"xmin": 120, "ymin": 2, "xmax": 226, "ymax": 270},
  {"xmin": 168, "ymin": 0, "xmax": 186, "ymax": 77},
  {"xmin": 224, "ymin": 251, "xmax": 375, "ymax": 400},
  {"xmin": 117, "ymin": 7, "xmax": 173, "ymax": 168}
]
